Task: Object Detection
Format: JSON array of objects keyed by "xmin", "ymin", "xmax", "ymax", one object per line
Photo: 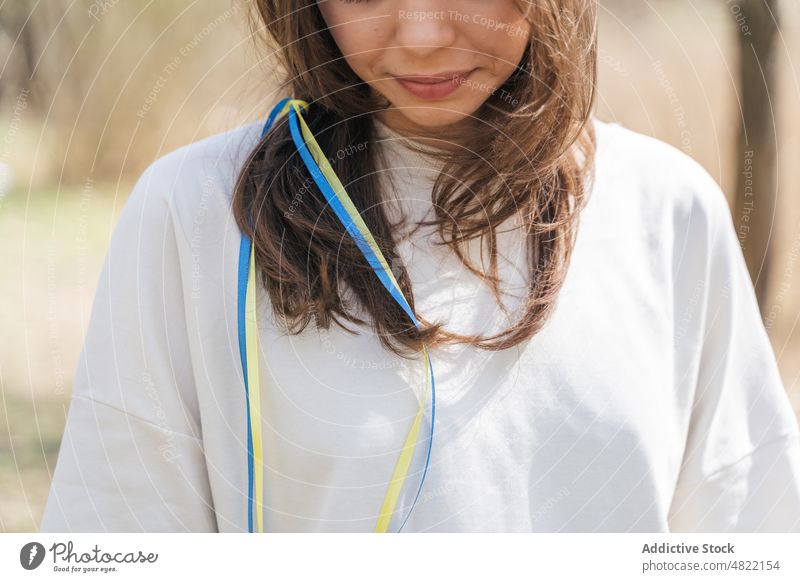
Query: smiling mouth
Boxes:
[
  {"xmin": 394, "ymin": 70, "xmax": 473, "ymax": 83},
  {"xmin": 392, "ymin": 69, "xmax": 476, "ymax": 100}
]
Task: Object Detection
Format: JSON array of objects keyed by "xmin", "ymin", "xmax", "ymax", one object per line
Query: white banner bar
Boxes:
[{"xmin": 2, "ymin": 533, "xmax": 798, "ymax": 581}]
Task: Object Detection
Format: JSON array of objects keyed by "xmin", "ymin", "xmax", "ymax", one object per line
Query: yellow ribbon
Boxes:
[{"xmin": 246, "ymin": 99, "xmax": 431, "ymax": 532}]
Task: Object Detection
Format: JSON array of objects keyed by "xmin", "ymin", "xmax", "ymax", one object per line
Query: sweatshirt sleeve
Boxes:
[
  {"xmin": 667, "ymin": 163, "xmax": 800, "ymax": 532},
  {"xmin": 39, "ymin": 160, "xmax": 218, "ymax": 532}
]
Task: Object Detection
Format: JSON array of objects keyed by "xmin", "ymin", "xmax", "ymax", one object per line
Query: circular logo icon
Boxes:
[{"xmin": 20, "ymin": 542, "xmax": 46, "ymax": 570}]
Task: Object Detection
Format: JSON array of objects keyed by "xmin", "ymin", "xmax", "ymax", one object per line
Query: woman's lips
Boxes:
[{"xmin": 393, "ymin": 69, "xmax": 475, "ymax": 100}]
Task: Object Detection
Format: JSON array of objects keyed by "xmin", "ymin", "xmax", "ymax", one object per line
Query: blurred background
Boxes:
[{"xmin": 1, "ymin": 0, "xmax": 799, "ymax": 532}]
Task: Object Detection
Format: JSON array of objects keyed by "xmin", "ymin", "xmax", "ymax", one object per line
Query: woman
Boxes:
[{"xmin": 41, "ymin": 0, "xmax": 800, "ymax": 533}]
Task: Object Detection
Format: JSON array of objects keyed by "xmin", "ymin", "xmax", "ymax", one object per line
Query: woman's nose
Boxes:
[{"xmin": 393, "ymin": 3, "xmax": 458, "ymax": 57}]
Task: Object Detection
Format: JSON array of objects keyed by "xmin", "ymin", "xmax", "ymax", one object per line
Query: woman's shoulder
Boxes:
[
  {"xmin": 134, "ymin": 120, "xmax": 265, "ymax": 200},
  {"xmin": 123, "ymin": 120, "xmax": 266, "ymax": 236},
  {"xmin": 588, "ymin": 117, "xmax": 731, "ymax": 238}
]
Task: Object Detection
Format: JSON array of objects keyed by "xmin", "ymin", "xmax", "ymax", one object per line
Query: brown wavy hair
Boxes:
[{"xmin": 233, "ymin": 0, "xmax": 598, "ymax": 358}]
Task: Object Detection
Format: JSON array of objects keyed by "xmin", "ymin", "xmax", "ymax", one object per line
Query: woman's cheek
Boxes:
[{"xmin": 329, "ymin": 26, "xmax": 387, "ymax": 84}]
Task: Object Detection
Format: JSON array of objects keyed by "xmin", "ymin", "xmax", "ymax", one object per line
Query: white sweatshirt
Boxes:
[{"xmin": 40, "ymin": 115, "xmax": 800, "ymax": 533}]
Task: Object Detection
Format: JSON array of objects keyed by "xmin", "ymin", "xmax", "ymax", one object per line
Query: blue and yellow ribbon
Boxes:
[{"xmin": 237, "ymin": 97, "xmax": 436, "ymax": 533}]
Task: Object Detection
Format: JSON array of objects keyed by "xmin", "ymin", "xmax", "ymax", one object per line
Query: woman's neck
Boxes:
[{"xmin": 375, "ymin": 108, "xmax": 475, "ymax": 154}]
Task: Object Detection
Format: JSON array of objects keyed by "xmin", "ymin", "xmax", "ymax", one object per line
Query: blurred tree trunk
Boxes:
[
  {"xmin": 0, "ymin": 2, "xmax": 39, "ymax": 107},
  {"xmin": 732, "ymin": 0, "xmax": 780, "ymax": 314}
]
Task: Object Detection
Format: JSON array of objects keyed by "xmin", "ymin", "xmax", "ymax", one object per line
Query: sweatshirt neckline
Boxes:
[{"xmin": 373, "ymin": 117, "xmax": 447, "ymax": 177}]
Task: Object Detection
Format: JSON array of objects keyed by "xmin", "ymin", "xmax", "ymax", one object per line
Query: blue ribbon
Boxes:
[{"xmin": 237, "ymin": 97, "xmax": 436, "ymax": 533}]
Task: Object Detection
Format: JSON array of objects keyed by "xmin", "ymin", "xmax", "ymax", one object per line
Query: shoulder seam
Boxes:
[
  {"xmin": 71, "ymin": 393, "xmax": 204, "ymax": 446},
  {"xmin": 691, "ymin": 431, "xmax": 800, "ymax": 485}
]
